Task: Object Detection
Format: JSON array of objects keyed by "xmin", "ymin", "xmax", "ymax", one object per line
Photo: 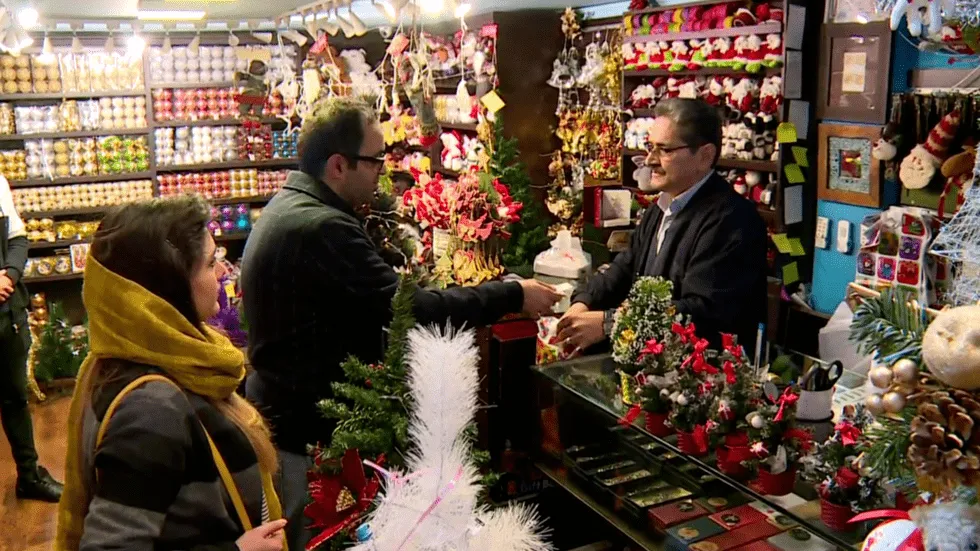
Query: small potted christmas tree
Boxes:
[
  {"xmin": 709, "ymin": 334, "xmax": 756, "ymax": 479},
  {"xmin": 664, "ymin": 320, "xmax": 721, "ymax": 457},
  {"xmin": 743, "ymin": 384, "xmax": 812, "ymax": 495}
]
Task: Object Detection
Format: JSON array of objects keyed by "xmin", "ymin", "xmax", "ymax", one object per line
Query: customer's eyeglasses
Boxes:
[
  {"xmin": 344, "ymin": 153, "xmax": 386, "ymax": 167},
  {"xmin": 646, "ymin": 143, "xmax": 694, "ymax": 158}
]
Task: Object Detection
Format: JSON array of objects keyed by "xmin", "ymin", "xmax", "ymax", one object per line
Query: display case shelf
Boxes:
[
  {"xmin": 0, "ymin": 128, "xmax": 151, "ymax": 141},
  {"xmin": 151, "ymin": 117, "xmax": 287, "ymax": 127},
  {"xmin": 10, "ymin": 171, "xmax": 155, "ymax": 188},
  {"xmin": 531, "ymin": 355, "xmax": 861, "ymax": 551},
  {"xmin": 192, "ymin": 194, "xmax": 275, "ymax": 206},
  {"xmin": 149, "ymin": 81, "xmax": 236, "ymax": 90},
  {"xmin": 23, "ymin": 206, "xmax": 109, "ymax": 217}
]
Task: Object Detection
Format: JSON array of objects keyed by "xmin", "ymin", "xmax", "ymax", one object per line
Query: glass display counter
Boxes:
[{"xmin": 530, "ymin": 354, "xmax": 866, "ymax": 551}]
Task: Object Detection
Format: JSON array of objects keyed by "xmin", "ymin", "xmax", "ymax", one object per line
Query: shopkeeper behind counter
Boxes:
[{"xmin": 557, "ymin": 98, "xmax": 769, "ymax": 354}]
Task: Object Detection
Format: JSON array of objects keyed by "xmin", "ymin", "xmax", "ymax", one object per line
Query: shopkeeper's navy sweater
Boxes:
[{"xmin": 240, "ymin": 171, "xmax": 524, "ymax": 454}]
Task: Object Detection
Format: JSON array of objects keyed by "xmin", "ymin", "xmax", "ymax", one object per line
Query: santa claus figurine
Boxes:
[
  {"xmin": 759, "ymin": 76, "xmax": 782, "ymax": 114},
  {"xmin": 705, "ymin": 76, "xmax": 726, "ymax": 107},
  {"xmin": 899, "ymin": 109, "xmax": 960, "ymax": 190},
  {"xmin": 764, "ymin": 34, "xmax": 784, "ymax": 67}
]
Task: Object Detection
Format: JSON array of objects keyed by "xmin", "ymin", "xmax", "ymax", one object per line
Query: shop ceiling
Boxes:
[{"xmin": 31, "ymin": 0, "xmax": 614, "ymax": 26}]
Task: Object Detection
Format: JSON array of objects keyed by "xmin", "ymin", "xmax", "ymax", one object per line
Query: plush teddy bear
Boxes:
[
  {"xmin": 890, "ymin": 0, "xmax": 943, "ymax": 38},
  {"xmin": 938, "ymin": 145, "xmax": 976, "ymax": 217}
]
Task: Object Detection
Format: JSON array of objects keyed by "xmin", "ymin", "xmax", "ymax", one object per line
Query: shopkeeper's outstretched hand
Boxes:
[
  {"xmin": 518, "ymin": 279, "xmax": 562, "ymax": 318},
  {"xmin": 557, "ymin": 303, "xmax": 605, "ymax": 353}
]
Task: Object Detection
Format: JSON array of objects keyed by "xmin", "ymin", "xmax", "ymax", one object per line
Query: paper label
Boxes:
[
  {"xmin": 782, "ymin": 262, "xmax": 800, "ymax": 285},
  {"xmin": 480, "ymin": 91, "xmax": 505, "ymax": 113}
]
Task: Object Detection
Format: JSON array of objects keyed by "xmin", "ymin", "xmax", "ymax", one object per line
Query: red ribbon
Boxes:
[
  {"xmin": 619, "ymin": 404, "xmax": 642, "ymax": 427},
  {"xmin": 637, "ymin": 338, "xmax": 664, "ymax": 363},
  {"xmin": 723, "ymin": 360, "xmax": 737, "ymax": 385},
  {"xmin": 672, "ymin": 322, "xmax": 698, "ymax": 344},
  {"xmin": 849, "ymin": 509, "xmax": 924, "ymax": 551},
  {"xmin": 773, "ymin": 387, "xmax": 799, "ymax": 422},
  {"xmin": 835, "ymin": 421, "xmax": 861, "ymax": 446}
]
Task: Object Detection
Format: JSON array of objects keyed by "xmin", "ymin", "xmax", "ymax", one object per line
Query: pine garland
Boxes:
[
  {"xmin": 488, "ymin": 114, "xmax": 550, "ymax": 273},
  {"xmin": 850, "ymin": 286, "xmax": 927, "ymax": 362},
  {"xmin": 858, "ymin": 406, "xmax": 916, "ymax": 486}
]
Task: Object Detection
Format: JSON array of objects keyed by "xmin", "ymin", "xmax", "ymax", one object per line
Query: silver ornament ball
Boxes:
[
  {"xmin": 865, "ymin": 394, "xmax": 885, "ymax": 416},
  {"xmin": 882, "ymin": 391, "xmax": 907, "ymax": 414},
  {"xmin": 870, "ymin": 365, "xmax": 894, "ymax": 389},
  {"xmin": 892, "ymin": 359, "xmax": 919, "ymax": 384},
  {"xmin": 750, "ymin": 414, "xmax": 764, "ymax": 429}
]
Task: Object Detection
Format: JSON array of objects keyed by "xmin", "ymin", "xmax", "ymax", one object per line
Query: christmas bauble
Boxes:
[
  {"xmin": 882, "ymin": 391, "xmax": 906, "ymax": 414},
  {"xmin": 922, "ymin": 305, "xmax": 980, "ymax": 390},
  {"xmin": 676, "ymin": 394, "xmax": 689, "ymax": 406},
  {"xmin": 870, "ymin": 366, "xmax": 894, "ymax": 389},
  {"xmin": 749, "ymin": 413, "xmax": 764, "ymax": 429},
  {"xmin": 892, "ymin": 359, "xmax": 919, "ymax": 384},
  {"xmin": 865, "ymin": 394, "xmax": 885, "ymax": 416},
  {"xmin": 860, "ymin": 519, "xmax": 922, "ymax": 551}
]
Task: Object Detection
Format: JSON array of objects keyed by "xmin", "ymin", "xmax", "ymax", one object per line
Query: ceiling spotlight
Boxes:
[
  {"xmin": 36, "ymin": 35, "xmax": 55, "ymax": 64},
  {"xmin": 455, "ymin": 1, "xmax": 472, "ymax": 17},
  {"xmin": 420, "ymin": 0, "xmax": 444, "ymax": 14},
  {"xmin": 71, "ymin": 35, "xmax": 83, "ymax": 53},
  {"xmin": 127, "ymin": 34, "xmax": 145, "ymax": 58},
  {"xmin": 228, "ymin": 32, "xmax": 239, "ymax": 46},
  {"xmin": 187, "ymin": 33, "xmax": 200, "ymax": 54},
  {"xmin": 16, "ymin": 6, "xmax": 38, "ymax": 28},
  {"xmin": 349, "ymin": 9, "xmax": 367, "ymax": 36}
]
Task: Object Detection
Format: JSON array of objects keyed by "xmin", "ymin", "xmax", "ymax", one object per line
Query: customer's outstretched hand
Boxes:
[
  {"xmin": 518, "ymin": 279, "xmax": 562, "ymax": 318},
  {"xmin": 236, "ymin": 519, "xmax": 287, "ymax": 551}
]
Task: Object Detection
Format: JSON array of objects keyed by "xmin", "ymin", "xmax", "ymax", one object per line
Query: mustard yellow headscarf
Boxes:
[{"xmin": 56, "ymin": 254, "xmax": 283, "ymax": 550}]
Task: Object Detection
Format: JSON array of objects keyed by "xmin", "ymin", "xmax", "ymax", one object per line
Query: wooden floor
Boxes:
[{"xmin": 0, "ymin": 396, "xmax": 70, "ymax": 551}]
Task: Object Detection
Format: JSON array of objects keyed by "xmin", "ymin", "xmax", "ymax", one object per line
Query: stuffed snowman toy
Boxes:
[{"xmin": 899, "ymin": 109, "xmax": 960, "ymax": 190}]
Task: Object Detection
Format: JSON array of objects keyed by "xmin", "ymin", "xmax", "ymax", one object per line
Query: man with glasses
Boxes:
[
  {"xmin": 557, "ymin": 97, "xmax": 767, "ymax": 354},
  {"xmin": 241, "ymin": 97, "xmax": 560, "ymax": 550}
]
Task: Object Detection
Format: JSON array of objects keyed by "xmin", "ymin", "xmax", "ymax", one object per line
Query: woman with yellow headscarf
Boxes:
[{"xmin": 55, "ymin": 195, "xmax": 286, "ymax": 551}]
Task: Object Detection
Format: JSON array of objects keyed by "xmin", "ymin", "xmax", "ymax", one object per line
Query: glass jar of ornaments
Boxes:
[{"xmin": 12, "ymin": 180, "xmax": 153, "ymax": 213}]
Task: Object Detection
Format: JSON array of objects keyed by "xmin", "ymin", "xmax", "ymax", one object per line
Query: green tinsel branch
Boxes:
[{"xmin": 850, "ymin": 286, "xmax": 926, "ymax": 362}]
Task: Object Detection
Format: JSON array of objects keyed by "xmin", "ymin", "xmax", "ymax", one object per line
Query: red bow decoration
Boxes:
[
  {"xmin": 835, "ymin": 421, "xmax": 861, "ymax": 446},
  {"xmin": 671, "ymin": 322, "xmax": 698, "ymax": 344},
  {"xmin": 637, "ymin": 338, "xmax": 664, "ymax": 363},
  {"xmin": 619, "ymin": 404, "xmax": 642, "ymax": 427},
  {"xmin": 849, "ymin": 509, "xmax": 924, "ymax": 551},
  {"xmin": 682, "ymin": 339, "xmax": 718, "ymax": 375},
  {"xmin": 723, "ymin": 360, "xmax": 737, "ymax": 385},
  {"xmin": 305, "ymin": 449, "xmax": 381, "ymax": 551},
  {"xmin": 721, "ymin": 333, "xmax": 742, "ymax": 357},
  {"xmin": 784, "ymin": 427, "xmax": 813, "ymax": 453},
  {"xmin": 773, "ymin": 387, "xmax": 799, "ymax": 422}
]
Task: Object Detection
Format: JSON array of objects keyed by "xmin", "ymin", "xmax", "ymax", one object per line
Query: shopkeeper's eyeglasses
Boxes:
[{"xmin": 646, "ymin": 143, "xmax": 693, "ymax": 158}]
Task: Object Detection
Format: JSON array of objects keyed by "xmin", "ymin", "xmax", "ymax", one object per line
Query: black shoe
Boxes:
[{"xmin": 16, "ymin": 466, "xmax": 63, "ymax": 503}]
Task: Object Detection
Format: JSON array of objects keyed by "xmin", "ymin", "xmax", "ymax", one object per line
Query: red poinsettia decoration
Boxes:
[{"xmin": 305, "ymin": 449, "xmax": 381, "ymax": 550}]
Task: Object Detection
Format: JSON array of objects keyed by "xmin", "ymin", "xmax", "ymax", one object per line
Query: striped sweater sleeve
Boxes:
[{"xmin": 79, "ymin": 381, "xmax": 239, "ymax": 551}]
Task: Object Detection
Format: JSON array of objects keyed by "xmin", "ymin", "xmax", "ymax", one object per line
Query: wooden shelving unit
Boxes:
[
  {"xmin": 151, "ymin": 117, "xmax": 288, "ymax": 128},
  {"xmin": 0, "ymin": 128, "xmax": 151, "ymax": 140},
  {"xmin": 0, "ymin": 90, "xmax": 145, "ymax": 101},
  {"xmin": 23, "ymin": 272, "xmax": 84, "ymax": 283},
  {"xmin": 29, "ymin": 238, "xmax": 89, "ymax": 250},
  {"xmin": 10, "ymin": 171, "xmax": 154, "ymax": 188},
  {"xmin": 149, "ymin": 81, "xmax": 236, "ymax": 90},
  {"xmin": 156, "ymin": 158, "xmax": 296, "ymax": 172},
  {"xmin": 622, "ymin": 20, "xmax": 782, "ymax": 43}
]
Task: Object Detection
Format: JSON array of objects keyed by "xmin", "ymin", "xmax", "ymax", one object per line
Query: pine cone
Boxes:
[{"xmin": 908, "ymin": 390, "xmax": 980, "ymax": 490}]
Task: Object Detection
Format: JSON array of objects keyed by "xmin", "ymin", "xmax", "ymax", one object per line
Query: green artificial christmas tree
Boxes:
[
  {"xmin": 487, "ymin": 115, "xmax": 550, "ymax": 275},
  {"xmin": 33, "ymin": 302, "xmax": 87, "ymax": 383},
  {"xmin": 317, "ymin": 274, "xmax": 417, "ymax": 468}
]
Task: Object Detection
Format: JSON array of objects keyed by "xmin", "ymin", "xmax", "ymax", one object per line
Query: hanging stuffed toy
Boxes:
[
  {"xmin": 899, "ymin": 109, "xmax": 960, "ymax": 190},
  {"xmin": 890, "ymin": 0, "xmax": 943, "ymax": 38},
  {"xmin": 873, "ymin": 120, "xmax": 903, "ymax": 161},
  {"xmin": 938, "ymin": 145, "xmax": 976, "ymax": 218}
]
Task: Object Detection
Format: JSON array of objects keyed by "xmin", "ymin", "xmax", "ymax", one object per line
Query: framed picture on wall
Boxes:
[
  {"xmin": 817, "ymin": 123, "xmax": 882, "ymax": 207},
  {"xmin": 816, "ymin": 21, "xmax": 892, "ymax": 124}
]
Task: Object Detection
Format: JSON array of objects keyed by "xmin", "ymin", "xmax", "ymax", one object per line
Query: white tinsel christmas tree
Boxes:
[
  {"xmin": 351, "ymin": 325, "xmax": 552, "ymax": 551},
  {"xmin": 930, "ymin": 150, "xmax": 980, "ymax": 306}
]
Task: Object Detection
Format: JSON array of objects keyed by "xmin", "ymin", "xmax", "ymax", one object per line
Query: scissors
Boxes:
[{"xmin": 812, "ymin": 360, "xmax": 843, "ymax": 391}]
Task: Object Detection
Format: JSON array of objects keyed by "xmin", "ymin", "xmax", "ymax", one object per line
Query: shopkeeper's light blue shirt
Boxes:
[{"xmin": 654, "ymin": 171, "xmax": 713, "ymax": 254}]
